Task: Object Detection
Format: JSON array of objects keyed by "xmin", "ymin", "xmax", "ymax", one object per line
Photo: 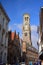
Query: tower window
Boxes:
[
  {"xmin": 25, "ymin": 17, "xmax": 28, "ymax": 21},
  {"xmin": 27, "ymin": 17, "xmax": 28, "ymax": 21},
  {"xmin": 25, "ymin": 17, "xmax": 27, "ymax": 21},
  {"xmin": 25, "ymin": 33, "xmax": 27, "ymax": 36}
]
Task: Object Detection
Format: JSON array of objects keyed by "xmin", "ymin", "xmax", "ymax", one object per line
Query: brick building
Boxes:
[{"xmin": 7, "ymin": 31, "xmax": 21, "ymax": 64}]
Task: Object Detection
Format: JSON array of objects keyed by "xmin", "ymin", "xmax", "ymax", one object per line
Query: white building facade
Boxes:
[{"xmin": 0, "ymin": 3, "xmax": 10, "ymax": 63}]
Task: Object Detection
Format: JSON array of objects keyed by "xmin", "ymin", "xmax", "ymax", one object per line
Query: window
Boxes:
[
  {"xmin": 4, "ymin": 53, "xmax": 6, "ymax": 56},
  {"xmin": 0, "ymin": 52, "xmax": 2, "ymax": 63},
  {"xmin": 25, "ymin": 17, "xmax": 27, "ymax": 21},
  {"xmin": 25, "ymin": 17, "xmax": 28, "ymax": 21},
  {"xmin": 5, "ymin": 32, "xmax": 8, "ymax": 46},
  {"xmin": 25, "ymin": 33, "xmax": 27, "ymax": 36},
  {"xmin": 3, "ymin": 18, "xmax": 5, "ymax": 26},
  {"xmin": 27, "ymin": 17, "xmax": 28, "ymax": 21},
  {"xmin": 0, "ymin": 13, "xmax": 1, "ymax": 15},
  {"xmin": 3, "ymin": 53, "xmax": 6, "ymax": 63},
  {"xmin": 3, "ymin": 18, "xmax": 4, "ymax": 21},
  {"xmin": 1, "ymin": 29, "xmax": 5, "ymax": 43},
  {"xmin": 2, "ymin": 28, "xmax": 5, "ymax": 34},
  {"xmin": 1, "ymin": 51, "xmax": 3, "ymax": 55},
  {"xmin": 6, "ymin": 22, "xmax": 8, "ymax": 26},
  {"xmin": 0, "ymin": 24, "xmax": 1, "ymax": 30}
]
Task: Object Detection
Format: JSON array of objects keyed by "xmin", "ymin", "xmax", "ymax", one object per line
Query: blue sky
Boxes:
[{"xmin": 0, "ymin": 0, "xmax": 43, "ymax": 49}]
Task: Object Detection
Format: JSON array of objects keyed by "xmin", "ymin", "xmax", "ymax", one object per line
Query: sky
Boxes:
[{"xmin": 0, "ymin": 0, "xmax": 43, "ymax": 49}]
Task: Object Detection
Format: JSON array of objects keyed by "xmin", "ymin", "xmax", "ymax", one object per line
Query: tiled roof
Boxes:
[
  {"xmin": 11, "ymin": 32, "xmax": 14, "ymax": 40},
  {"xmin": 11, "ymin": 32, "xmax": 19, "ymax": 40}
]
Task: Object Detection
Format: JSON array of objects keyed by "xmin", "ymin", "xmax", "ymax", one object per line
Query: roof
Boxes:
[
  {"xmin": 27, "ymin": 45, "xmax": 38, "ymax": 53},
  {"xmin": 11, "ymin": 32, "xmax": 20, "ymax": 40},
  {"xmin": 11, "ymin": 32, "xmax": 14, "ymax": 40},
  {"xmin": 0, "ymin": 3, "xmax": 10, "ymax": 22}
]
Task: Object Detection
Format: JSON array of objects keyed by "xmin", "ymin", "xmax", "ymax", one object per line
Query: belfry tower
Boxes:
[
  {"xmin": 22, "ymin": 14, "xmax": 32, "ymax": 46},
  {"xmin": 22, "ymin": 14, "xmax": 38, "ymax": 64}
]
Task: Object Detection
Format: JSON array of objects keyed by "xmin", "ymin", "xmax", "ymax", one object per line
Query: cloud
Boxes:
[
  {"xmin": 14, "ymin": 23, "xmax": 22, "ymax": 29},
  {"xmin": 8, "ymin": 24, "xmax": 38, "ymax": 32},
  {"xmin": 31, "ymin": 25, "xmax": 37, "ymax": 32},
  {"xmin": 31, "ymin": 25, "xmax": 38, "ymax": 49},
  {"xmin": 8, "ymin": 23, "xmax": 22, "ymax": 30},
  {"xmin": 31, "ymin": 31, "xmax": 38, "ymax": 42}
]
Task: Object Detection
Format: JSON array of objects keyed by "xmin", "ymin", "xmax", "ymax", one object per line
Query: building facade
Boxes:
[
  {"xmin": 7, "ymin": 31, "xmax": 21, "ymax": 64},
  {"xmin": 38, "ymin": 7, "xmax": 43, "ymax": 61},
  {"xmin": 0, "ymin": 3, "xmax": 10, "ymax": 63}
]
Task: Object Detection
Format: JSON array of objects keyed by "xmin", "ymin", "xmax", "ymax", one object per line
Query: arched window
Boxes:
[
  {"xmin": 27, "ymin": 17, "xmax": 28, "ymax": 21},
  {"xmin": 25, "ymin": 17, "xmax": 28, "ymax": 21},
  {"xmin": 25, "ymin": 17, "xmax": 27, "ymax": 21}
]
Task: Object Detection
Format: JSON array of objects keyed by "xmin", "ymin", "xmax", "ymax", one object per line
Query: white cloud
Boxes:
[
  {"xmin": 14, "ymin": 23, "xmax": 22, "ymax": 29},
  {"xmin": 8, "ymin": 24, "xmax": 38, "ymax": 32},
  {"xmin": 8, "ymin": 23, "xmax": 22, "ymax": 31},
  {"xmin": 31, "ymin": 25, "xmax": 37, "ymax": 32},
  {"xmin": 31, "ymin": 25, "xmax": 38, "ymax": 49},
  {"xmin": 13, "ymin": 24, "xmax": 38, "ymax": 32}
]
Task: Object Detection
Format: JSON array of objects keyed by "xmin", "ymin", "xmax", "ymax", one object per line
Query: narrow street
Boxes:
[{"xmin": 0, "ymin": 0, "xmax": 43, "ymax": 65}]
